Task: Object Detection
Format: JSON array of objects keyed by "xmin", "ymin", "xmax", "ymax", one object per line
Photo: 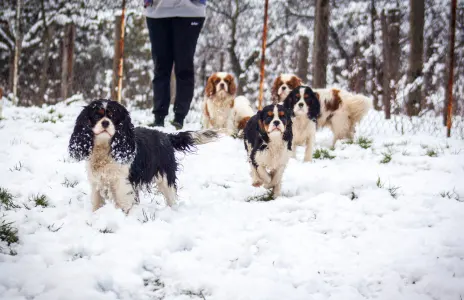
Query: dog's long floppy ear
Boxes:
[
  {"xmin": 68, "ymin": 105, "xmax": 93, "ymax": 161},
  {"xmin": 227, "ymin": 74, "xmax": 237, "ymax": 96},
  {"xmin": 205, "ymin": 75, "xmax": 216, "ymax": 97},
  {"xmin": 283, "ymin": 112, "xmax": 293, "ymax": 151},
  {"xmin": 111, "ymin": 105, "xmax": 136, "ymax": 164},
  {"xmin": 256, "ymin": 110, "xmax": 269, "ymax": 143},
  {"xmin": 271, "ymin": 77, "xmax": 280, "ymax": 104},
  {"xmin": 308, "ymin": 91, "xmax": 321, "ymax": 122}
]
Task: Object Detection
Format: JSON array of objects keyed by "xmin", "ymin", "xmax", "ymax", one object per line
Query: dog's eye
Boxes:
[
  {"xmin": 296, "ymin": 94, "xmax": 301, "ymax": 98},
  {"xmin": 304, "ymin": 94, "xmax": 309, "ymax": 99}
]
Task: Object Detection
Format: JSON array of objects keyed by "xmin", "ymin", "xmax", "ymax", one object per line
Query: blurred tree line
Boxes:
[{"xmin": 0, "ymin": 0, "xmax": 462, "ymax": 121}]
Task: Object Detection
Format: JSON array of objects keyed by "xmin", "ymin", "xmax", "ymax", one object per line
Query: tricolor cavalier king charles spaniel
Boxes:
[
  {"xmin": 272, "ymin": 74, "xmax": 372, "ymax": 146},
  {"xmin": 243, "ymin": 104, "xmax": 293, "ymax": 198},
  {"xmin": 68, "ymin": 99, "xmax": 218, "ymax": 213},
  {"xmin": 283, "ymin": 86, "xmax": 321, "ymax": 162},
  {"xmin": 202, "ymin": 72, "xmax": 237, "ymax": 133}
]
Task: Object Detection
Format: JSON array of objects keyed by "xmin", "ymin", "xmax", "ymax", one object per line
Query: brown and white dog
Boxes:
[
  {"xmin": 271, "ymin": 74, "xmax": 303, "ymax": 104},
  {"xmin": 272, "ymin": 74, "xmax": 372, "ymax": 146},
  {"xmin": 231, "ymin": 96, "xmax": 254, "ymax": 135},
  {"xmin": 202, "ymin": 72, "xmax": 237, "ymax": 133}
]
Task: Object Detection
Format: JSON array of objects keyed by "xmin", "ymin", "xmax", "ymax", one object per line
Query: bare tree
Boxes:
[
  {"xmin": 381, "ymin": 9, "xmax": 400, "ymax": 120},
  {"xmin": 406, "ymin": 0, "xmax": 425, "ymax": 116},
  {"xmin": 12, "ymin": 0, "xmax": 22, "ymax": 105},
  {"xmin": 61, "ymin": 23, "xmax": 75, "ymax": 101},
  {"xmin": 312, "ymin": 0, "xmax": 330, "ymax": 88},
  {"xmin": 38, "ymin": 0, "xmax": 54, "ymax": 106},
  {"xmin": 297, "ymin": 35, "xmax": 309, "ymax": 83},
  {"xmin": 370, "ymin": 0, "xmax": 380, "ymax": 110}
]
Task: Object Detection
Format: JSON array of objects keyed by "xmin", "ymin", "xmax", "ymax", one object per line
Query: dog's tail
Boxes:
[
  {"xmin": 344, "ymin": 93, "xmax": 373, "ymax": 125},
  {"xmin": 168, "ymin": 130, "xmax": 219, "ymax": 153}
]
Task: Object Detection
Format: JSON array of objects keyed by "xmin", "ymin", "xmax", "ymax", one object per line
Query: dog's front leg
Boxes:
[
  {"xmin": 91, "ymin": 184, "xmax": 104, "ymax": 212},
  {"xmin": 256, "ymin": 165, "xmax": 271, "ymax": 185},
  {"xmin": 112, "ymin": 176, "xmax": 136, "ymax": 214},
  {"xmin": 304, "ymin": 125, "xmax": 316, "ymax": 162}
]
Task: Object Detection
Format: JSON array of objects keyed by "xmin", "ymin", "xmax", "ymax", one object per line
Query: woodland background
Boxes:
[{"xmin": 0, "ymin": 0, "xmax": 463, "ymax": 130}]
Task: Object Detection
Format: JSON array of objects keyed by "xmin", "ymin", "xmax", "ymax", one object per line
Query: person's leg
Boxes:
[
  {"xmin": 146, "ymin": 17, "xmax": 174, "ymax": 126},
  {"xmin": 171, "ymin": 17, "xmax": 205, "ymax": 128}
]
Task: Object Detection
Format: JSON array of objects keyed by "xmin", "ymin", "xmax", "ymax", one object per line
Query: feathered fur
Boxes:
[
  {"xmin": 243, "ymin": 104, "xmax": 292, "ymax": 198},
  {"xmin": 69, "ymin": 99, "xmax": 218, "ymax": 212}
]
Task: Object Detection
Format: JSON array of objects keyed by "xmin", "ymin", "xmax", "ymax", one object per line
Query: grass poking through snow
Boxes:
[
  {"xmin": 246, "ymin": 191, "xmax": 275, "ymax": 202},
  {"xmin": 29, "ymin": 194, "xmax": 49, "ymax": 208},
  {"xmin": 376, "ymin": 176, "xmax": 400, "ymax": 199},
  {"xmin": 380, "ymin": 151, "xmax": 393, "ymax": 164},
  {"xmin": 0, "ymin": 188, "xmax": 19, "ymax": 210},
  {"xmin": 0, "ymin": 219, "xmax": 19, "ymax": 247},
  {"xmin": 426, "ymin": 149, "xmax": 438, "ymax": 157},
  {"xmin": 356, "ymin": 137, "xmax": 373, "ymax": 149},
  {"xmin": 313, "ymin": 149, "xmax": 335, "ymax": 160},
  {"xmin": 440, "ymin": 189, "xmax": 461, "ymax": 202}
]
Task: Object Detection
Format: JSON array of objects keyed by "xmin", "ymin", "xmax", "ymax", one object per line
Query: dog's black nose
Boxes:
[
  {"xmin": 220, "ymin": 83, "xmax": 225, "ymax": 89},
  {"xmin": 273, "ymin": 120, "xmax": 280, "ymax": 127},
  {"xmin": 282, "ymin": 86, "xmax": 286, "ymax": 90},
  {"xmin": 298, "ymin": 102, "xmax": 304, "ymax": 108},
  {"xmin": 101, "ymin": 120, "xmax": 110, "ymax": 128}
]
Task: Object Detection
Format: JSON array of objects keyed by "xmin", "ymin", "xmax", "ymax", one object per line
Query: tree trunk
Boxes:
[
  {"xmin": 12, "ymin": 0, "xmax": 22, "ymax": 105},
  {"xmin": 381, "ymin": 9, "xmax": 400, "ymax": 120},
  {"xmin": 38, "ymin": 25, "xmax": 55, "ymax": 106},
  {"xmin": 296, "ymin": 35, "xmax": 309, "ymax": 83},
  {"xmin": 219, "ymin": 52, "xmax": 225, "ymax": 71},
  {"xmin": 312, "ymin": 0, "xmax": 330, "ymax": 88},
  {"xmin": 370, "ymin": 0, "xmax": 380, "ymax": 110},
  {"xmin": 61, "ymin": 23, "xmax": 75, "ymax": 101},
  {"xmin": 406, "ymin": 0, "xmax": 425, "ymax": 116},
  {"xmin": 446, "ymin": 0, "xmax": 457, "ymax": 137}
]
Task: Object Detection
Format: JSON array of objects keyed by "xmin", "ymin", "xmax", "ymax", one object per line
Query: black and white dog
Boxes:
[
  {"xmin": 283, "ymin": 86, "xmax": 321, "ymax": 162},
  {"xmin": 68, "ymin": 99, "xmax": 218, "ymax": 213},
  {"xmin": 243, "ymin": 104, "xmax": 293, "ymax": 198}
]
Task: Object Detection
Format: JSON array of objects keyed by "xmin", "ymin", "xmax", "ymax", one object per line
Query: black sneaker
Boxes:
[
  {"xmin": 149, "ymin": 115, "xmax": 165, "ymax": 127},
  {"xmin": 170, "ymin": 116, "xmax": 184, "ymax": 130}
]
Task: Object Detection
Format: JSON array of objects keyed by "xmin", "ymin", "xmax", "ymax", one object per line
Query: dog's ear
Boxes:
[
  {"xmin": 283, "ymin": 91, "xmax": 295, "ymax": 116},
  {"xmin": 205, "ymin": 75, "xmax": 216, "ymax": 97},
  {"xmin": 271, "ymin": 77, "xmax": 281, "ymax": 104},
  {"xmin": 308, "ymin": 92, "xmax": 321, "ymax": 122},
  {"xmin": 227, "ymin": 74, "xmax": 237, "ymax": 95},
  {"xmin": 111, "ymin": 107, "xmax": 136, "ymax": 164},
  {"xmin": 283, "ymin": 114, "xmax": 293, "ymax": 151},
  {"xmin": 68, "ymin": 105, "xmax": 94, "ymax": 161},
  {"xmin": 256, "ymin": 110, "xmax": 269, "ymax": 142}
]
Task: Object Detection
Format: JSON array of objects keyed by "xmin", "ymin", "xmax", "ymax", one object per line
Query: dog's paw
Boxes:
[{"xmin": 252, "ymin": 181, "xmax": 263, "ymax": 187}]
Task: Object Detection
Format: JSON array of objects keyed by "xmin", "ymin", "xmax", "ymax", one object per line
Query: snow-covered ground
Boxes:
[{"xmin": 1, "ymin": 98, "xmax": 464, "ymax": 300}]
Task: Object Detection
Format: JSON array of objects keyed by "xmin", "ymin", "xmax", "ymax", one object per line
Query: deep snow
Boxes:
[{"xmin": 0, "ymin": 98, "xmax": 464, "ymax": 300}]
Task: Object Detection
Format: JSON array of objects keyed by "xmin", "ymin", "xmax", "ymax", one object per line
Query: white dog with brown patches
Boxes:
[
  {"xmin": 202, "ymin": 72, "xmax": 237, "ymax": 133},
  {"xmin": 231, "ymin": 95, "xmax": 254, "ymax": 134},
  {"xmin": 272, "ymin": 74, "xmax": 372, "ymax": 146}
]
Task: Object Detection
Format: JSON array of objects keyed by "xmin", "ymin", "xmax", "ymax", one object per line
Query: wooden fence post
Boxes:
[
  {"xmin": 446, "ymin": 0, "xmax": 457, "ymax": 137},
  {"xmin": 257, "ymin": 0, "xmax": 269, "ymax": 110},
  {"xmin": 111, "ymin": 0, "xmax": 127, "ymax": 102}
]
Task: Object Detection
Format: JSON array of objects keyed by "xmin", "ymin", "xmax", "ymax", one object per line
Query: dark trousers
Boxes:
[{"xmin": 146, "ymin": 17, "xmax": 204, "ymax": 120}]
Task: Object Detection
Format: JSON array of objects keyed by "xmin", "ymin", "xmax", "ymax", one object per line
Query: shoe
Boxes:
[
  {"xmin": 170, "ymin": 115, "xmax": 184, "ymax": 130},
  {"xmin": 148, "ymin": 115, "xmax": 165, "ymax": 127}
]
